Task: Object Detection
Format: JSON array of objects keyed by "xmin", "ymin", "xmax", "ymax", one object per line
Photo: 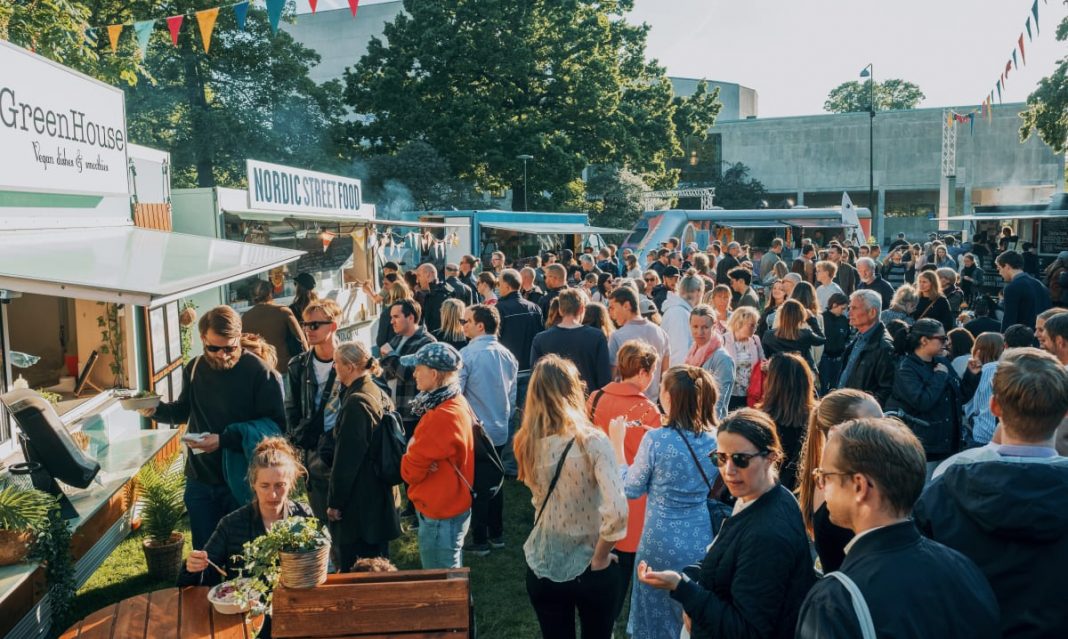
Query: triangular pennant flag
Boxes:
[
  {"xmin": 107, "ymin": 24, "xmax": 123, "ymax": 53},
  {"xmin": 196, "ymin": 7, "xmax": 219, "ymax": 53},
  {"xmin": 1026, "ymin": 17, "xmax": 1033, "ymax": 41},
  {"xmin": 84, "ymin": 27, "xmax": 97, "ymax": 46},
  {"xmin": 267, "ymin": 0, "xmax": 285, "ymax": 34},
  {"xmin": 233, "ymin": 1, "xmax": 249, "ymax": 30},
  {"xmin": 133, "ymin": 20, "xmax": 153, "ymax": 58},
  {"xmin": 969, "ymin": 113, "xmax": 974, "ymax": 135},
  {"xmin": 1032, "ymin": 0, "xmax": 1040, "ymax": 34},
  {"xmin": 1005, "ymin": 59, "xmax": 1012, "ymax": 77},
  {"xmin": 166, "ymin": 15, "xmax": 183, "ymax": 46},
  {"xmin": 1019, "ymin": 35, "xmax": 1026, "ymax": 65},
  {"xmin": 996, "ymin": 81, "xmax": 1003, "ymax": 103},
  {"xmin": 1012, "ymin": 49, "xmax": 1018, "ymax": 70},
  {"xmin": 348, "ymin": 0, "xmax": 360, "ymax": 17},
  {"xmin": 309, "ymin": 0, "xmax": 318, "ymax": 13}
]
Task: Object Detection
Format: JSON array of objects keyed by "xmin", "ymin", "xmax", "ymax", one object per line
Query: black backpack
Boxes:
[
  {"xmin": 371, "ymin": 409, "xmax": 407, "ymax": 486},
  {"xmin": 452, "ymin": 413, "xmax": 506, "ymax": 500}
]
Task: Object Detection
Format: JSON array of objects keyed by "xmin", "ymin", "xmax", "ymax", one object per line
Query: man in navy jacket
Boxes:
[
  {"xmin": 996, "ymin": 250, "xmax": 1051, "ymax": 331},
  {"xmin": 796, "ymin": 418, "xmax": 999, "ymax": 638}
]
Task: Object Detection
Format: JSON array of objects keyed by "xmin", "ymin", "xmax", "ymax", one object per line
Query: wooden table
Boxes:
[{"xmin": 59, "ymin": 587, "xmax": 262, "ymax": 639}]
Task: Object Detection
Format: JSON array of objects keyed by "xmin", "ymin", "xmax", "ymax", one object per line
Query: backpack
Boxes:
[
  {"xmin": 371, "ymin": 409, "xmax": 407, "ymax": 486},
  {"xmin": 452, "ymin": 413, "xmax": 506, "ymax": 500}
]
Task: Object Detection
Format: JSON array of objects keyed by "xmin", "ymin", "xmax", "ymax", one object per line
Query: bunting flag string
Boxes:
[
  {"xmin": 977, "ymin": 0, "xmax": 1048, "ymax": 120},
  {"xmin": 1019, "ymin": 34, "xmax": 1026, "ymax": 65},
  {"xmin": 79, "ymin": 0, "xmax": 359, "ymax": 57}
]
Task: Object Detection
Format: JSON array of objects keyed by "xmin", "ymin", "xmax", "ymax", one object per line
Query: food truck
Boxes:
[
  {"xmin": 0, "ymin": 41, "xmax": 302, "ymax": 637},
  {"xmin": 947, "ymin": 192, "xmax": 1068, "ymax": 263},
  {"xmin": 391, "ymin": 209, "xmax": 629, "ymax": 268},
  {"xmin": 623, "ymin": 203, "xmax": 871, "ymax": 263},
  {"xmin": 171, "ymin": 162, "xmax": 467, "ymax": 349}
]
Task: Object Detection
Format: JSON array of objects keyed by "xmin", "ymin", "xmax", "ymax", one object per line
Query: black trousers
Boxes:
[
  {"xmin": 526, "ymin": 563, "xmax": 620, "ymax": 639},
  {"xmin": 471, "ymin": 446, "xmax": 506, "ymax": 544},
  {"xmin": 612, "ymin": 550, "xmax": 636, "ymax": 625}
]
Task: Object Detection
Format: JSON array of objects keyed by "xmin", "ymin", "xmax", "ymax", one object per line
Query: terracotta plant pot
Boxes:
[
  {"xmin": 0, "ymin": 529, "xmax": 33, "ymax": 566},
  {"xmin": 143, "ymin": 532, "xmax": 184, "ymax": 582}
]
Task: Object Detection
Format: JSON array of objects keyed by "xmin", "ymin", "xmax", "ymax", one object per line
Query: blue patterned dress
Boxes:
[{"xmin": 622, "ymin": 426, "xmax": 718, "ymax": 639}]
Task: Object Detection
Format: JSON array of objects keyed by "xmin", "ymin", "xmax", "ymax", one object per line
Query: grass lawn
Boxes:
[{"xmin": 74, "ymin": 479, "xmax": 633, "ymax": 639}]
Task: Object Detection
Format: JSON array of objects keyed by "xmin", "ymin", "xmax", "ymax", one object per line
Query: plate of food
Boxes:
[
  {"xmin": 208, "ymin": 578, "xmax": 255, "ymax": 615},
  {"xmin": 118, "ymin": 390, "xmax": 161, "ymax": 411}
]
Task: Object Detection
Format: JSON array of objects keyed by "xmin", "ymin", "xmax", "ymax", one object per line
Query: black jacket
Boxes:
[
  {"xmin": 761, "ymin": 327, "xmax": 826, "ymax": 372},
  {"xmin": 671, "ymin": 485, "xmax": 816, "ymax": 639},
  {"xmin": 285, "ymin": 349, "xmax": 336, "ymax": 452},
  {"xmin": 796, "ymin": 521, "xmax": 999, "ymax": 639},
  {"xmin": 839, "ymin": 322, "xmax": 896, "ymax": 406},
  {"xmin": 177, "ymin": 500, "xmax": 312, "ymax": 587},
  {"xmin": 459, "ymin": 270, "xmax": 481, "ymax": 303},
  {"xmin": 821, "ymin": 311, "xmax": 851, "ymax": 356},
  {"xmin": 496, "ymin": 291, "xmax": 544, "ymax": 371},
  {"xmin": 915, "ymin": 460, "xmax": 1068, "ymax": 639},
  {"xmin": 327, "ymin": 375, "xmax": 401, "ymax": 546},
  {"xmin": 155, "ymin": 353, "xmax": 285, "ymax": 485},
  {"xmin": 885, "ymin": 353, "xmax": 962, "ymax": 459},
  {"xmin": 834, "ymin": 262, "xmax": 858, "ymax": 295},
  {"xmin": 858, "ymin": 275, "xmax": 895, "ymax": 310},
  {"xmin": 380, "ymin": 326, "xmax": 437, "ymax": 425},
  {"xmin": 716, "ymin": 254, "xmax": 740, "ymax": 285},
  {"xmin": 416, "ymin": 280, "xmax": 460, "ymax": 334},
  {"xmin": 537, "ymin": 286, "xmax": 565, "ymax": 321},
  {"xmin": 1001, "ymin": 272, "xmax": 1052, "ymax": 331},
  {"xmin": 445, "ymin": 275, "xmax": 474, "ymax": 306}
]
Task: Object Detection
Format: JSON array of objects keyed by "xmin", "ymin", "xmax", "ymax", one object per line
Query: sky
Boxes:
[{"xmin": 300, "ymin": 0, "xmax": 1065, "ymax": 118}]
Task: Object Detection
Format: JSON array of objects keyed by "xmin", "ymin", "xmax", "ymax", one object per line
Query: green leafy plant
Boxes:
[
  {"xmin": 33, "ymin": 389, "xmax": 63, "ymax": 407},
  {"xmin": 178, "ymin": 301, "xmax": 198, "ymax": 364},
  {"xmin": 0, "ymin": 486, "xmax": 54, "ymax": 531},
  {"xmin": 234, "ymin": 516, "xmax": 329, "ymax": 612},
  {"xmin": 96, "ymin": 302, "xmax": 126, "ymax": 386},
  {"xmin": 136, "ymin": 454, "xmax": 186, "ymax": 545}
]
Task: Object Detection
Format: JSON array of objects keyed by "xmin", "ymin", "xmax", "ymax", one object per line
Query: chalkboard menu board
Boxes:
[
  {"xmin": 1039, "ymin": 218, "xmax": 1068, "ymax": 255},
  {"xmin": 290, "ymin": 235, "xmax": 354, "ymax": 274}
]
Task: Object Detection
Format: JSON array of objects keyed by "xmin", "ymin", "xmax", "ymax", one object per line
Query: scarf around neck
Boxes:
[
  {"xmin": 408, "ymin": 382, "xmax": 462, "ymax": 417},
  {"xmin": 685, "ymin": 333, "xmax": 723, "ymax": 367}
]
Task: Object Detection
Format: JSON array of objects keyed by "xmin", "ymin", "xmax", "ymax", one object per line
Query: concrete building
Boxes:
[
  {"xmin": 670, "ymin": 77, "xmax": 758, "ymax": 122},
  {"xmin": 706, "ymin": 105, "xmax": 1064, "ymax": 242}
]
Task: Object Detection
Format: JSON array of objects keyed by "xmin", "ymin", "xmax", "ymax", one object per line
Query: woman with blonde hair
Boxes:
[
  {"xmin": 912, "ymin": 269, "xmax": 955, "ymax": 333},
  {"xmin": 761, "ymin": 299, "xmax": 825, "ymax": 373},
  {"xmin": 431, "ymin": 298, "xmax": 468, "ymax": 350},
  {"xmin": 686, "ymin": 305, "xmax": 735, "ymax": 420},
  {"xmin": 723, "ymin": 306, "xmax": 764, "ymax": 410},
  {"xmin": 517, "ymin": 355, "xmax": 627, "ymax": 639},
  {"xmin": 881, "ymin": 283, "xmax": 919, "ymax": 327},
  {"xmin": 180, "ymin": 437, "xmax": 313, "ymax": 586},
  {"xmin": 325, "ymin": 341, "xmax": 399, "ymax": 570},
  {"xmin": 794, "ymin": 388, "xmax": 882, "ymax": 572},
  {"xmin": 376, "ymin": 280, "xmax": 414, "ymax": 347},
  {"xmin": 608, "ymin": 366, "xmax": 718, "ymax": 639},
  {"xmin": 582, "ymin": 302, "xmax": 615, "ymax": 340}
]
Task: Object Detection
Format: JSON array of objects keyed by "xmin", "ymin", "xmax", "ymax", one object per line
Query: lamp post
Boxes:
[
  {"xmin": 859, "ymin": 64, "xmax": 876, "ymax": 244},
  {"xmin": 516, "ymin": 154, "xmax": 534, "ymax": 211}
]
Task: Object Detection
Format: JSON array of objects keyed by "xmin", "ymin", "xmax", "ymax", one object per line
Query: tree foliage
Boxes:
[
  {"xmin": 824, "ymin": 79, "xmax": 925, "ymax": 113},
  {"xmin": 364, "ymin": 141, "xmax": 453, "ymax": 212},
  {"xmin": 1020, "ymin": 17, "xmax": 1068, "ymax": 153},
  {"xmin": 710, "ymin": 162, "xmax": 768, "ymax": 210},
  {"xmin": 345, "ymin": 0, "xmax": 719, "ymax": 210},
  {"xmin": 672, "ymin": 81, "xmax": 722, "ymax": 145},
  {"xmin": 586, "ymin": 166, "xmax": 649, "ymax": 231}
]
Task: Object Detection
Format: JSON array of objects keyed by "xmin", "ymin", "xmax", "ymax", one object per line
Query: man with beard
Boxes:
[{"xmin": 144, "ymin": 306, "xmax": 285, "ymax": 549}]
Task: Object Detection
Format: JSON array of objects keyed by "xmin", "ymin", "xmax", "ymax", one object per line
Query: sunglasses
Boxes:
[
  {"xmin": 302, "ymin": 321, "xmax": 333, "ymax": 330},
  {"xmin": 458, "ymin": 319, "xmax": 470, "ymax": 325},
  {"xmin": 811, "ymin": 467, "xmax": 853, "ymax": 489},
  {"xmin": 644, "ymin": 277, "xmax": 657, "ymax": 282},
  {"xmin": 927, "ymin": 334, "xmax": 948, "ymax": 342},
  {"xmin": 205, "ymin": 344, "xmax": 239, "ymax": 354},
  {"xmin": 712, "ymin": 450, "xmax": 770, "ymax": 469}
]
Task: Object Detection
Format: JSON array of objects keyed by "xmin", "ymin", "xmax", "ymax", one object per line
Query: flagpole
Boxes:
[{"xmin": 860, "ymin": 63, "xmax": 876, "ymax": 245}]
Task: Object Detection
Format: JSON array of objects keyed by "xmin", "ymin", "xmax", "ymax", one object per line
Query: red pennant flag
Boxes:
[
  {"xmin": 1005, "ymin": 60, "xmax": 1012, "ymax": 78},
  {"xmin": 1019, "ymin": 34, "xmax": 1026, "ymax": 65},
  {"xmin": 309, "ymin": 0, "xmax": 318, "ymax": 12},
  {"xmin": 166, "ymin": 15, "xmax": 183, "ymax": 47},
  {"xmin": 348, "ymin": 0, "xmax": 360, "ymax": 17}
]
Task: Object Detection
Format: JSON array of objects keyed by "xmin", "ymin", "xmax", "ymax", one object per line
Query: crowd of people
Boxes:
[{"xmin": 146, "ymin": 231, "xmax": 1068, "ymax": 639}]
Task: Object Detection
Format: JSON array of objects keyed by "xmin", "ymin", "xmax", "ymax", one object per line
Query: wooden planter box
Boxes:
[{"xmin": 271, "ymin": 569, "xmax": 471, "ymax": 638}]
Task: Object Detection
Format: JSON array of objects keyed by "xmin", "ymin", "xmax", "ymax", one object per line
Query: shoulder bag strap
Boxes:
[
  {"xmin": 676, "ymin": 428, "xmax": 713, "ymax": 493},
  {"xmin": 825, "ymin": 572, "xmax": 877, "ymax": 639},
  {"xmin": 534, "ymin": 437, "xmax": 576, "ymax": 527},
  {"xmin": 587, "ymin": 390, "xmax": 607, "ymax": 422}
]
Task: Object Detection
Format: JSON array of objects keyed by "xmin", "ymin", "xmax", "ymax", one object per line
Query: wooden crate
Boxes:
[{"xmin": 271, "ymin": 569, "xmax": 471, "ymax": 638}]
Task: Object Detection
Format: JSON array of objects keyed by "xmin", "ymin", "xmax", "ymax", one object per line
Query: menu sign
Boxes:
[
  {"xmin": 247, "ymin": 159, "xmax": 366, "ymax": 219},
  {"xmin": 1040, "ymin": 218, "xmax": 1068, "ymax": 255},
  {"xmin": 0, "ymin": 41, "xmax": 129, "ymax": 197}
]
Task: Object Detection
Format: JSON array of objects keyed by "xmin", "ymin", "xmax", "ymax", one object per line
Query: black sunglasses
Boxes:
[
  {"xmin": 302, "ymin": 321, "xmax": 333, "ymax": 330},
  {"xmin": 712, "ymin": 450, "xmax": 770, "ymax": 469},
  {"xmin": 205, "ymin": 344, "xmax": 239, "ymax": 354},
  {"xmin": 458, "ymin": 319, "xmax": 469, "ymax": 325}
]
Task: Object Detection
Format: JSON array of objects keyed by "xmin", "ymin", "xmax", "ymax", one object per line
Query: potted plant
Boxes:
[
  {"xmin": 237, "ymin": 516, "xmax": 330, "ymax": 611},
  {"xmin": 137, "ymin": 453, "xmax": 186, "ymax": 581},
  {"xmin": 0, "ymin": 485, "xmax": 54, "ymax": 565}
]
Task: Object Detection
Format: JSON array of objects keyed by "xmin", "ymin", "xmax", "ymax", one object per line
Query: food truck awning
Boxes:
[
  {"xmin": 479, "ymin": 222, "xmax": 631, "ymax": 235},
  {"xmin": 0, "ymin": 226, "xmax": 303, "ymax": 308},
  {"xmin": 225, "ymin": 209, "xmax": 470, "ymax": 229},
  {"xmin": 947, "ymin": 213, "xmax": 1067, "ymax": 222},
  {"xmin": 784, "ymin": 218, "xmax": 849, "ymax": 228},
  {"xmin": 715, "ymin": 220, "xmax": 788, "ymax": 229}
]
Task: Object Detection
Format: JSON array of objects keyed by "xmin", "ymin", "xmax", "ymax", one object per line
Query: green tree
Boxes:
[
  {"xmin": 585, "ymin": 166, "xmax": 649, "ymax": 231},
  {"xmin": 710, "ymin": 162, "xmax": 768, "ymax": 210},
  {"xmin": 1020, "ymin": 18, "xmax": 1068, "ymax": 152},
  {"xmin": 824, "ymin": 79, "xmax": 925, "ymax": 113},
  {"xmin": 344, "ymin": 0, "xmax": 710, "ymax": 210},
  {"xmin": 365, "ymin": 141, "xmax": 453, "ymax": 212},
  {"xmin": 672, "ymin": 81, "xmax": 722, "ymax": 146}
]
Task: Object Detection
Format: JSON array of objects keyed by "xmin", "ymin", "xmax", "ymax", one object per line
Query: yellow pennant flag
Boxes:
[
  {"xmin": 196, "ymin": 7, "xmax": 220, "ymax": 54},
  {"xmin": 107, "ymin": 24, "xmax": 123, "ymax": 53}
]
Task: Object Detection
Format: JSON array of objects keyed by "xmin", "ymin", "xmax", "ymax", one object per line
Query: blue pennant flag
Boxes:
[
  {"xmin": 267, "ymin": 0, "xmax": 285, "ymax": 34},
  {"xmin": 1033, "ymin": 0, "xmax": 1040, "ymax": 35},
  {"xmin": 234, "ymin": 1, "xmax": 250, "ymax": 31},
  {"xmin": 133, "ymin": 20, "xmax": 154, "ymax": 58},
  {"xmin": 1026, "ymin": 17, "xmax": 1033, "ymax": 41}
]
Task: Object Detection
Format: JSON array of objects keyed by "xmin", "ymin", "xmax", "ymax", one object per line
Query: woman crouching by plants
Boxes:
[{"xmin": 179, "ymin": 437, "xmax": 313, "ymax": 587}]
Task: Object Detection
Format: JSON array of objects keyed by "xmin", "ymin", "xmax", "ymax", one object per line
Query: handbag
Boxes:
[
  {"xmin": 746, "ymin": 352, "xmax": 765, "ymax": 408},
  {"xmin": 676, "ymin": 428, "xmax": 733, "ymax": 536}
]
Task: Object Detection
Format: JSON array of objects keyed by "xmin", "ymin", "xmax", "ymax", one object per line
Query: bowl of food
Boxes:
[
  {"xmin": 208, "ymin": 578, "xmax": 254, "ymax": 615},
  {"xmin": 119, "ymin": 391, "xmax": 161, "ymax": 411}
]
